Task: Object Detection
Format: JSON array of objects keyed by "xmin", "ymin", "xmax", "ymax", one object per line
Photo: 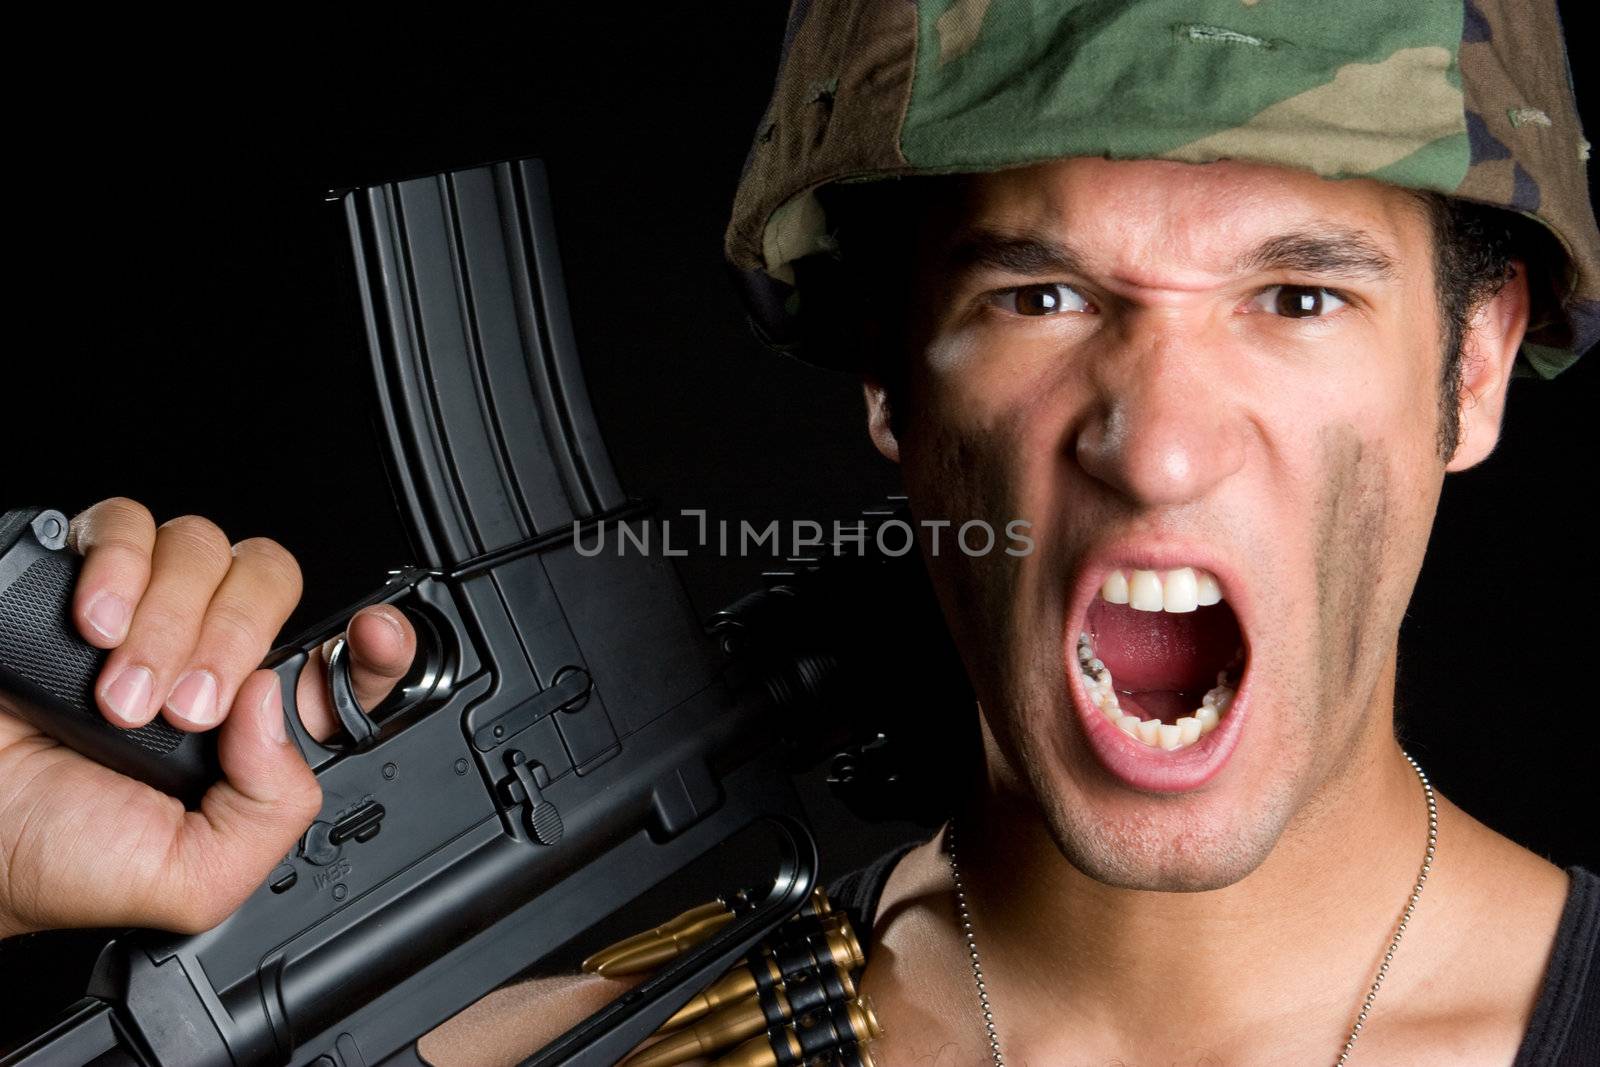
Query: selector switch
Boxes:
[
  {"xmin": 300, "ymin": 822, "xmax": 340, "ymax": 866},
  {"xmin": 300, "ymin": 802, "xmax": 387, "ymax": 865},
  {"xmin": 331, "ymin": 801, "xmax": 385, "ymax": 845}
]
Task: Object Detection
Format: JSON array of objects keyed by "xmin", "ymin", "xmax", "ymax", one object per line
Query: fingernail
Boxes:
[
  {"xmin": 84, "ymin": 592, "xmax": 131, "ymax": 642},
  {"xmin": 103, "ymin": 666, "xmax": 153, "ymax": 724},
  {"xmin": 259, "ymin": 680, "xmax": 287, "ymax": 745},
  {"xmin": 167, "ymin": 670, "xmax": 220, "ymax": 726}
]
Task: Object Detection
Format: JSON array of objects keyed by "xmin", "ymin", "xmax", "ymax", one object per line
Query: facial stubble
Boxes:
[{"xmin": 906, "ymin": 410, "xmax": 1411, "ymax": 893}]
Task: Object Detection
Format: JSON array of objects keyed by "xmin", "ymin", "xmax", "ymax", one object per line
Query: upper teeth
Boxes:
[{"xmin": 1101, "ymin": 567, "xmax": 1222, "ymax": 613}]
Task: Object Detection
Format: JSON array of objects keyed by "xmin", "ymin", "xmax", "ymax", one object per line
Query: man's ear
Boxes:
[
  {"xmin": 862, "ymin": 376, "xmax": 901, "ymax": 463},
  {"xmin": 1446, "ymin": 261, "xmax": 1531, "ymax": 472}
]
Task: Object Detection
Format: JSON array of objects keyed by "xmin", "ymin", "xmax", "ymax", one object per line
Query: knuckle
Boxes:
[
  {"xmin": 105, "ymin": 496, "xmax": 155, "ymax": 524},
  {"xmin": 86, "ymin": 496, "xmax": 156, "ymax": 531},
  {"xmin": 231, "ymin": 538, "xmax": 303, "ymax": 596},
  {"xmin": 71, "ymin": 498, "xmax": 155, "ymax": 555},
  {"xmin": 91, "ymin": 532, "xmax": 157, "ymax": 561},
  {"xmin": 291, "ymin": 777, "xmax": 325, "ymax": 825},
  {"xmin": 159, "ymin": 513, "xmax": 227, "ymax": 545},
  {"xmin": 123, "ymin": 604, "xmax": 194, "ymax": 658},
  {"xmin": 101, "ymin": 502, "xmax": 156, "ymax": 534},
  {"xmin": 201, "ymin": 601, "xmax": 266, "ymax": 663},
  {"xmin": 159, "ymin": 516, "xmax": 234, "ymax": 572}
]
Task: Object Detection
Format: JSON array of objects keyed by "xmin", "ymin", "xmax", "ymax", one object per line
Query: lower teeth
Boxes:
[{"xmin": 1077, "ymin": 631, "xmax": 1238, "ymax": 752}]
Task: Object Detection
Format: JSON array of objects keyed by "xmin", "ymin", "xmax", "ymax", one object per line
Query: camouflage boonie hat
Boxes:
[{"xmin": 727, "ymin": 0, "xmax": 1599, "ymax": 378}]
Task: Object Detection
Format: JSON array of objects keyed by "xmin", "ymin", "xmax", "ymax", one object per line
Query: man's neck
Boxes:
[{"xmin": 956, "ymin": 705, "xmax": 1431, "ymax": 1057}]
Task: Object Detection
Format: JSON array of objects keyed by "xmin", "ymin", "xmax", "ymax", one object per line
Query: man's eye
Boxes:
[
  {"xmin": 990, "ymin": 283, "xmax": 1093, "ymax": 316},
  {"xmin": 1249, "ymin": 285, "xmax": 1349, "ymax": 318}
]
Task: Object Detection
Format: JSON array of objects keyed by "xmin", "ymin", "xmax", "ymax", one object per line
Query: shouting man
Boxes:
[
  {"xmin": 712, "ymin": 3, "xmax": 1600, "ymax": 1061},
  {"xmin": 2, "ymin": 1, "xmax": 1596, "ymax": 1064}
]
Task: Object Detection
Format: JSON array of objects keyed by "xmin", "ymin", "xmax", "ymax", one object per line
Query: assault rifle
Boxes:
[{"xmin": 0, "ymin": 157, "xmax": 966, "ymax": 1067}]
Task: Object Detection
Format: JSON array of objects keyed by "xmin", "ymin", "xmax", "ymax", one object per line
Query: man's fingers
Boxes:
[
  {"xmin": 344, "ymin": 606, "xmax": 417, "ymax": 711},
  {"xmin": 1, "ymin": 670, "xmax": 321, "ymax": 937},
  {"xmin": 152, "ymin": 670, "xmax": 322, "ymax": 934},
  {"xmin": 165, "ymin": 537, "xmax": 303, "ymax": 733},
  {"xmin": 294, "ymin": 607, "xmax": 417, "ymax": 744},
  {"xmin": 69, "ymin": 498, "xmax": 156, "ymax": 650},
  {"xmin": 93, "ymin": 516, "xmax": 234, "ymax": 728},
  {"xmin": 209, "ymin": 671, "xmax": 319, "ymax": 809},
  {"xmin": 173, "ymin": 672, "xmax": 321, "ymax": 931}
]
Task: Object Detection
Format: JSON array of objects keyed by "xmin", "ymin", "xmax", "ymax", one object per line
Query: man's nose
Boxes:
[{"xmin": 1073, "ymin": 322, "xmax": 1246, "ymax": 508}]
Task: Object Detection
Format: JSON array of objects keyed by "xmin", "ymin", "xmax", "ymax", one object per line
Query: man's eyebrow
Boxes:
[
  {"xmin": 944, "ymin": 226, "xmax": 1398, "ymax": 285},
  {"xmin": 1236, "ymin": 229, "xmax": 1398, "ymax": 281},
  {"xmin": 945, "ymin": 230, "xmax": 1089, "ymax": 278}
]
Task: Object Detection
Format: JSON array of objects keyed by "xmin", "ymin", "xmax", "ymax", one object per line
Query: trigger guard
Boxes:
[{"xmin": 326, "ymin": 636, "xmax": 381, "ymax": 750}]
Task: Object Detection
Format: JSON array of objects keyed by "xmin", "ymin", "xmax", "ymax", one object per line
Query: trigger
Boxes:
[{"xmin": 326, "ymin": 636, "xmax": 381, "ymax": 750}]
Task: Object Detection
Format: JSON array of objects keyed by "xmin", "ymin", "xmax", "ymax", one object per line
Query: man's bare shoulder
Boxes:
[
  {"xmin": 854, "ymin": 832, "xmax": 993, "ymax": 1066},
  {"xmin": 1436, "ymin": 790, "xmax": 1568, "ymax": 983},
  {"xmin": 871, "ymin": 831, "xmax": 949, "ymax": 923},
  {"xmin": 1375, "ymin": 792, "xmax": 1572, "ymax": 1064}
]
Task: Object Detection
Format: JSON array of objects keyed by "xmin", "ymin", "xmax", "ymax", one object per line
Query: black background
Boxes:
[{"xmin": 4, "ymin": 5, "xmax": 1597, "ymax": 1043}]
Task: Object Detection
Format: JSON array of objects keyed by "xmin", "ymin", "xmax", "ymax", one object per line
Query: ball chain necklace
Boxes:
[{"xmin": 946, "ymin": 751, "xmax": 1437, "ymax": 1067}]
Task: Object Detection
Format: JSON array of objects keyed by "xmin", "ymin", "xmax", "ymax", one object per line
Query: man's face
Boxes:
[{"xmin": 881, "ymin": 157, "xmax": 1460, "ymax": 891}]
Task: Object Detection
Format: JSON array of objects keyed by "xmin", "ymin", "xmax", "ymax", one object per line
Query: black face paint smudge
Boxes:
[
  {"xmin": 905, "ymin": 403, "xmax": 1032, "ymax": 701},
  {"xmin": 1313, "ymin": 424, "xmax": 1392, "ymax": 737}
]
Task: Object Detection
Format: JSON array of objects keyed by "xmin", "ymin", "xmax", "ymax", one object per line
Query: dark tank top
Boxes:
[{"xmin": 827, "ymin": 847, "xmax": 1598, "ymax": 1065}]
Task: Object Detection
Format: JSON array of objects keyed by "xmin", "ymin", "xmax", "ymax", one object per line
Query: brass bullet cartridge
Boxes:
[
  {"xmin": 707, "ymin": 998, "xmax": 880, "ymax": 1067},
  {"xmin": 589, "ymin": 910, "xmax": 739, "ymax": 977},
  {"xmin": 797, "ymin": 997, "xmax": 880, "ymax": 1050},
  {"xmin": 774, "ymin": 960, "xmax": 855, "ymax": 1019},
  {"xmin": 661, "ymin": 953, "xmax": 779, "ymax": 1031},
  {"xmin": 705, "ymin": 1026, "xmax": 803, "ymax": 1067},
  {"xmin": 768, "ymin": 919, "xmax": 865, "ymax": 979},
  {"xmin": 583, "ymin": 900, "xmax": 733, "ymax": 973},
  {"xmin": 623, "ymin": 987, "xmax": 794, "ymax": 1067},
  {"xmin": 786, "ymin": 887, "xmax": 832, "ymax": 923},
  {"xmin": 660, "ymin": 919, "xmax": 862, "ymax": 1029},
  {"xmin": 644, "ymin": 958, "xmax": 856, "ymax": 1057}
]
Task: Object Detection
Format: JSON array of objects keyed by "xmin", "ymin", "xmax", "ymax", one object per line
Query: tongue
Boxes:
[
  {"xmin": 1086, "ymin": 600, "xmax": 1241, "ymax": 693},
  {"xmin": 1119, "ymin": 690, "xmax": 1197, "ymax": 723}
]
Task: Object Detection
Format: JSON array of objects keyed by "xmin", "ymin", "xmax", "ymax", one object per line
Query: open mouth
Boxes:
[{"xmin": 1075, "ymin": 567, "xmax": 1246, "ymax": 754}]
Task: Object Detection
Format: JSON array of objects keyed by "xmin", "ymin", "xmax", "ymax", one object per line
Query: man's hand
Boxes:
[{"xmin": 0, "ymin": 497, "xmax": 417, "ymax": 938}]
